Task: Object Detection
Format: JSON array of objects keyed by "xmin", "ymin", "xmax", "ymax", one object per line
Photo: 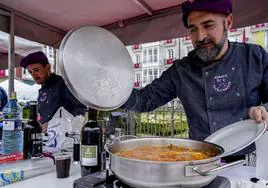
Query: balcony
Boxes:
[
  {"xmin": 0, "ymin": 70, "xmax": 6, "ymax": 78},
  {"xmin": 134, "ymin": 63, "xmax": 141, "ymax": 69},
  {"xmin": 228, "ymin": 28, "xmax": 242, "ymax": 36},
  {"xmin": 182, "ymin": 36, "xmax": 192, "ymax": 44},
  {"xmin": 132, "ymin": 44, "xmax": 141, "ymax": 52},
  {"xmin": 164, "ymin": 58, "xmax": 174, "ymax": 66},
  {"xmin": 163, "ymin": 39, "xmax": 176, "ymax": 47},
  {"xmin": 134, "ymin": 81, "xmax": 141, "ymax": 88},
  {"xmin": 251, "ymin": 23, "xmax": 268, "ymax": 32}
]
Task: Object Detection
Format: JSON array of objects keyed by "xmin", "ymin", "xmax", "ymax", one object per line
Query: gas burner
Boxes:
[
  {"xmin": 73, "ymin": 170, "xmax": 230, "ymax": 188},
  {"xmin": 73, "ymin": 170, "xmax": 133, "ymax": 188}
]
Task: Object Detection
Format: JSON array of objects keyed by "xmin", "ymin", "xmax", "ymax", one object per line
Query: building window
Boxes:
[
  {"xmin": 143, "ymin": 49, "xmax": 147, "ymax": 65},
  {"xmin": 153, "ymin": 47, "xmax": 158, "ymax": 62},
  {"xmin": 153, "ymin": 68, "xmax": 158, "ymax": 80},
  {"xmin": 143, "ymin": 69, "xmax": 147, "ymax": 84},
  {"xmin": 135, "ymin": 54, "xmax": 141, "ymax": 64},
  {"xmin": 168, "ymin": 49, "xmax": 174, "ymax": 59},
  {"xmin": 142, "ymin": 68, "xmax": 160, "ymax": 85},
  {"xmin": 148, "ymin": 48, "xmax": 153, "ymax": 63},
  {"xmin": 148, "ymin": 69, "xmax": 153, "ymax": 83},
  {"xmin": 136, "ymin": 73, "xmax": 141, "ymax": 82},
  {"xmin": 43, "ymin": 45, "xmax": 54, "ymax": 59},
  {"xmin": 142, "ymin": 47, "xmax": 159, "ymax": 65},
  {"xmin": 49, "ymin": 47, "xmax": 54, "ymax": 58}
]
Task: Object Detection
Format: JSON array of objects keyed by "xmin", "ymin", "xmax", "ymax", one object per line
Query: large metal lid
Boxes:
[
  {"xmin": 205, "ymin": 119, "xmax": 266, "ymax": 157},
  {"xmin": 59, "ymin": 26, "xmax": 134, "ymax": 111}
]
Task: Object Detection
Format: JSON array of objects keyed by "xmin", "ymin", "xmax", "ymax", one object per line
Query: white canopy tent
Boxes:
[
  {"xmin": 0, "ymin": 0, "xmax": 267, "ymax": 47},
  {"xmin": 0, "ymin": 31, "xmax": 43, "ymax": 70},
  {"xmin": 0, "ymin": 0, "xmax": 267, "ymax": 96},
  {"xmin": 0, "ymin": 79, "xmax": 40, "ymax": 101},
  {"xmin": 0, "ymin": 29, "xmax": 43, "ymax": 96}
]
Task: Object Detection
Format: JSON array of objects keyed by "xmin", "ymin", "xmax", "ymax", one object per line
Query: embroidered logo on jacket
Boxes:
[
  {"xmin": 212, "ymin": 74, "xmax": 231, "ymax": 92},
  {"xmin": 40, "ymin": 92, "xmax": 48, "ymax": 102}
]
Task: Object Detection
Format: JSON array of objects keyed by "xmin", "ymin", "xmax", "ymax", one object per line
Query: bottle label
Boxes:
[
  {"xmin": 3, "ymin": 120, "xmax": 22, "ymax": 131},
  {"xmin": 31, "ymin": 133, "xmax": 43, "ymax": 157},
  {"xmin": 2, "ymin": 121, "xmax": 14, "ymax": 131},
  {"xmin": 81, "ymin": 145, "xmax": 97, "ymax": 166},
  {"xmin": 0, "ymin": 169, "xmax": 24, "ymax": 186},
  {"xmin": 31, "ymin": 133, "xmax": 42, "ymax": 140},
  {"xmin": 32, "ymin": 141, "xmax": 43, "ymax": 157}
]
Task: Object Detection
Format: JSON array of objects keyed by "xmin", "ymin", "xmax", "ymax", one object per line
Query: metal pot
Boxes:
[
  {"xmin": 105, "ymin": 137, "xmax": 244, "ymax": 188},
  {"xmin": 105, "ymin": 120, "xmax": 266, "ymax": 188}
]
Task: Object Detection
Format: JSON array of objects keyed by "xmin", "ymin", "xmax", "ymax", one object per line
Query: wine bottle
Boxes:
[
  {"xmin": 23, "ymin": 101, "xmax": 43, "ymax": 159},
  {"xmin": 80, "ymin": 108, "xmax": 102, "ymax": 177}
]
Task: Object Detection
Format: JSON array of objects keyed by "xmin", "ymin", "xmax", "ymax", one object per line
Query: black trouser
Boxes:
[{"xmin": 221, "ymin": 155, "xmax": 245, "ymax": 163}]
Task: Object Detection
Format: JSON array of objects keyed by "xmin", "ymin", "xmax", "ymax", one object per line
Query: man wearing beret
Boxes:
[
  {"xmin": 122, "ymin": 0, "xmax": 268, "ymax": 162},
  {"xmin": 21, "ymin": 51, "xmax": 87, "ymax": 132}
]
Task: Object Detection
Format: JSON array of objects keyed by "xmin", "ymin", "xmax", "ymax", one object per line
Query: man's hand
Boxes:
[
  {"xmin": 248, "ymin": 106, "xmax": 268, "ymax": 124},
  {"xmin": 42, "ymin": 122, "xmax": 48, "ymax": 133}
]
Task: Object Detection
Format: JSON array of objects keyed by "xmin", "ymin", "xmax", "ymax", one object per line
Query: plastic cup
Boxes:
[{"xmin": 55, "ymin": 153, "xmax": 71, "ymax": 178}]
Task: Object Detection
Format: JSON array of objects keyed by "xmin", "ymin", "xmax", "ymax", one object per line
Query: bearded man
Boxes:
[{"xmin": 122, "ymin": 0, "xmax": 268, "ymax": 162}]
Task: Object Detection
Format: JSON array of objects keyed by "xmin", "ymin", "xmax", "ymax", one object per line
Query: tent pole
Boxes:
[
  {"xmin": 8, "ymin": 12, "xmax": 15, "ymax": 98},
  {"xmin": 131, "ymin": 0, "xmax": 153, "ymax": 15},
  {"xmin": 53, "ymin": 48, "xmax": 57, "ymax": 73}
]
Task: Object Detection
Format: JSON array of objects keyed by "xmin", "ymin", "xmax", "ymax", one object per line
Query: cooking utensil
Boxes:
[
  {"xmin": 59, "ymin": 26, "xmax": 134, "ymax": 110},
  {"xmin": 205, "ymin": 119, "xmax": 266, "ymax": 157},
  {"xmin": 105, "ymin": 137, "xmax": 239, "ymax": 188},
  {"xmin": 105, "ymin": 120, "xmax": 266, "ymax": 187}
]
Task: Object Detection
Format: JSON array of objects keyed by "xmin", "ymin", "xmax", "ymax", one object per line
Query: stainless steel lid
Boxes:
[
  {"xmin": 205, "ymin": 119, "xmax": 266, "ymax": 157},
  {"xmin": 59, "ymin": 26, "xmax": 134, "ymax": 111}
]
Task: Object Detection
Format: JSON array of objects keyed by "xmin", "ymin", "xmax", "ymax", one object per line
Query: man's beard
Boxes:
[{"xmin": 195, "ymin": 27, "xmax": 228, "ymax": 62}]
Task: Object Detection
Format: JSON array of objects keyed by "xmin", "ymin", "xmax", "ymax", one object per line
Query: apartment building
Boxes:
[
  {"xmin": 127, "ymin": 23, "xmax": 268, "ymax": 89},
  {"xmin": 2, "ymin": 23, "xmax": 267, "ymax": 86}
]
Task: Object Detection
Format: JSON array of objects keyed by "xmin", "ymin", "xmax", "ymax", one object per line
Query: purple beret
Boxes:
[
  {"xmin": 20, "ymin": 51, "xmax": 49, "ymax": 68},
  {"xmin": 182, "ymin": 0, "xmax": 232, "ymax": 28}
]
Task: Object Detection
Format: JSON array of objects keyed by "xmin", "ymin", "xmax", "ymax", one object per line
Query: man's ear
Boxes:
[
  {"xmin": 226, "ymin": 14, "xmax": 233, "ymax": 30},
  {"xmin": 46, "ymin": 64, "xmax": 51, "ymax": 71}
]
